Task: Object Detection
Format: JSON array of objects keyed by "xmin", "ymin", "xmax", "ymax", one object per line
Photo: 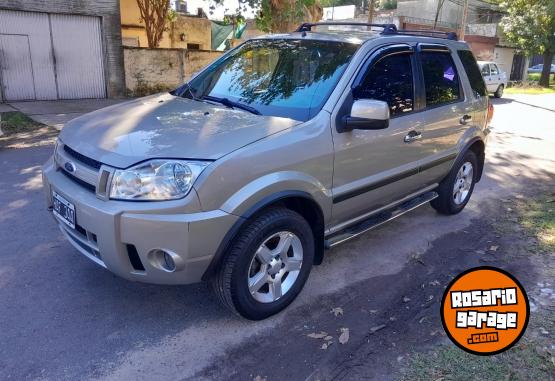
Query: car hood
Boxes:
[{"xmin": 59, "ymin": 93, "xmax": 300, "ymax": 168}]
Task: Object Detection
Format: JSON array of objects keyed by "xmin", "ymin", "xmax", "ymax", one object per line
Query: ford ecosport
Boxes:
[{"xmin": 42, "ymin": 23, "xmax": 491, "ymax": 319}]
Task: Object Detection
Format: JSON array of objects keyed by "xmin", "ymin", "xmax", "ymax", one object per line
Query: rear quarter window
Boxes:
[{"xmin": 458, "ymin": 50, "xmax": 488, "ymax": 98}]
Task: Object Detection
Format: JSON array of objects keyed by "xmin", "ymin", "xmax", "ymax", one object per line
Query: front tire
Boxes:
[
  {"xmin": 431, "ymin": 150, "xmax": 478, "ymax": 215},
  {"xmin": 211, "ymin": 207, "xmax": 314, "ymax": 320}
]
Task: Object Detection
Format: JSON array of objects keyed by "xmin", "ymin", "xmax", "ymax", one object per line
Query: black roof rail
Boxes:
[
  {"xmin": 394, "ymin": 29, "xmax": 458, "ymax": 40},
  {"xmin": 295, "ymin": 22, "xmax": 398, "ymax": 34},
  {"xmin": 294, "ymin": 22, "xmax": 458, "ymax": 41}
]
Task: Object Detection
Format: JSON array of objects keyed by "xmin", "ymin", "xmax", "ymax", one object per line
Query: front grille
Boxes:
[
  {"xmin": 63, "ymin": 145, "xmax": 102, "ymax": 170},
  {"xmin": 60, "ymin": 169, "xmax": 96, "ymax": 193}
]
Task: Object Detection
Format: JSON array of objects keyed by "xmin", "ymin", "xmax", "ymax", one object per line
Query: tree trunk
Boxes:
[
  {"xmin": 367, "ymin": 0, "xmax": 375, "ymax": 23},
  {"xmin": 539, "ymin": 51, "xmax": 554, "ymax": 88}
]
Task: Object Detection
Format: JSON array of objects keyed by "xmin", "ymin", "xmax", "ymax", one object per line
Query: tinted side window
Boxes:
[
  {"xmin": 355, "ymin": 53, "xmax": 414, "ymax": 117},
  {"xmin": 457, "ymin": 50, "xmax": 488, "ymax": 97},
  {"xmin": 421, "ymin": 52, "xmax": 461, "ymax": 106},
  {"xmin": 481, "ymin": 65, "xmax": 490, "ymax": 76}
]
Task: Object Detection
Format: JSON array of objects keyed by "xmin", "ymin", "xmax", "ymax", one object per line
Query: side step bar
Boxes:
[{"xmin": 324, "ymin": 191, "xmax": 438, "ymax": 248}]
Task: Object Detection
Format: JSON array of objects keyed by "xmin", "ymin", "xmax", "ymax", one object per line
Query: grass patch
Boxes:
[
  {"xmin": 519, "ymin": 196, "xmax": 555, "ymax": 253},
  {"xmin": 505, "ymin": 86, "xmax": 555, "ymax": 95},
  {"xmin": 401, "ymin": 341, "xmax": 554, "ymax": 381},
  {"xmin": 0, "ymin": 111, "xmax": 45, "ymax": 135},
  {"xmin": 401, "ymin": 195, "xmax": 555, "ymax": 381},
  {"xmin": 506, "ymin": 73, "xmax": 555, "ymax": 94}
]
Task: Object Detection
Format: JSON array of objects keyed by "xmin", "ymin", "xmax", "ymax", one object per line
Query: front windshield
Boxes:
[{"xmin": 174, "ymin": 39, "xmax": 359, "ymax": 121}]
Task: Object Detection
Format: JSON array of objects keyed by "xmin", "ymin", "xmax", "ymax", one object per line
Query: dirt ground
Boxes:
[{"xmin": 195, "ymin": 191, "xmax": 554, "ymax": 381}]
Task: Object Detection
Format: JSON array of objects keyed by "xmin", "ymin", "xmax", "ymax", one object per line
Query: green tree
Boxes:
[
  {"xmin": 319, "ymin": 0, "xmax": 356, "ymax": 7},
  {"xmin": 380, "ymin": 0, "xmax": 397, "ymax": 10},
  {"xmin": 499, "ymin": 0, "xmax": 555, "ymax": 87},
  {"xmin": 212, "ymin": 0, "xmax": 322, "ymax": 33}
]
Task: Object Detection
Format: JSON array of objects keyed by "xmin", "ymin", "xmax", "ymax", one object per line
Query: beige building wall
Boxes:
[
  {"xmin": 124, "ymin": 47, "xmax": 222, "ymax": 94},
  {"xmin": 120, "ymin": 0, "xmax": 210, "ymax": 49},
  {"xmin": 493, "ymin": 47, "xmax": 515, "ymax": 74},
  {"xmin": 170, "ymin": 16, "xmax": 211, "ymax": 50}
]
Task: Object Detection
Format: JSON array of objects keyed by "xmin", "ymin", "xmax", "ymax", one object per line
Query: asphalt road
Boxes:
[{"xmin": 1, "ymin": 95, "xmax": 554, "ymax": 380}]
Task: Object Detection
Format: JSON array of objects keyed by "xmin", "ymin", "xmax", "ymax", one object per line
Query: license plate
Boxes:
[{"xmin": 52, "ymin": 190, "xmax": 76, "ymax": 229}]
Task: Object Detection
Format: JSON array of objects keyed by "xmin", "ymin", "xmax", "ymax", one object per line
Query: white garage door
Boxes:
[
  {"xmin": 0, "ymin": 10, "xmax": 106, "ymax": 101},
  {"xmin": 0, "ymin": 34, "xmax": 36, "ymax": 101}
]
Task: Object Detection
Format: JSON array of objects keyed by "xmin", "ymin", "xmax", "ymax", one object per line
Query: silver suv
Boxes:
[{"xmin": 42, "ymin": 23, "xmax": 491, "ymax": 319}]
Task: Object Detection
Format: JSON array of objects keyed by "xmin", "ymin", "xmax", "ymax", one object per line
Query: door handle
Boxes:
[
  {"xmin": 460, "ymin": 114, "xmax": 472, "ymax": 125},
  {"xmin": 404, "ymin": 130, "xmax": 422, "ymax": 143}
]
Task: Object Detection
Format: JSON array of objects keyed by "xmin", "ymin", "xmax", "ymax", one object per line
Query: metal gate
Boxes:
[
  {"xmin": 510, "ymin": 54, "xmax": 525, "ymax": 81},
  {"xmin": 0, "ymin": 34, "xmax": 36, "ymax": 100},
  {"xmin": 0, "ymin": 10, "xmax": 106, "ymax": 101}
]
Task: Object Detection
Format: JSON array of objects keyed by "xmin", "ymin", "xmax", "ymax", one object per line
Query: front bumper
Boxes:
[{"xmin": 42, "ymin": 156, "xmax": 238, "ymax": 285}]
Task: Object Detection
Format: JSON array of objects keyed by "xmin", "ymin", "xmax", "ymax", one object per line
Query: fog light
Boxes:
[
  {"xmin": 163, "ymin": 251, "xmax": 176, "ymax": 272},
  {"xmin": 147, "ymin": 249, "xmax": 183, "ymax": 272}
]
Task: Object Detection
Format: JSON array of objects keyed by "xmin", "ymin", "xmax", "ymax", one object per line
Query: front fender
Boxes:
[{"xmin": 219, "ymin": 171, "xmax": 331, "ymax": 220}]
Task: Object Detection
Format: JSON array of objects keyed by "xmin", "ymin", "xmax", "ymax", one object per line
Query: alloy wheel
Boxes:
[
  {"xmin": 453, "ymin": 161, "xmax": 474, "ymax": 205},
  {"xmin": 247, "ymin": 231, "xmax": 303, "ymax": 303}
]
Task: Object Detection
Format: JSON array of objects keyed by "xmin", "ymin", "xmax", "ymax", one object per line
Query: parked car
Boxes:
[
  {"xmin": 478, "ymin": 61, "xmax": 508, "ymax": 98},
  {"xmin": 42, "ymin": 23, "xmax": 491, "ymax": 320},
  {"xmin": 527, "ymin": 64, "xmax": 555, "ymax": 74}
]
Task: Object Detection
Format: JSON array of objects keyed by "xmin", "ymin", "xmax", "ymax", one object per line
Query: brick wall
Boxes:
[
  {"xmin": 123, "ymin": 47, "xmax": 223, "ymax": 94},
  {"xmin": 0, "ymin": 0, "xmax": 125, "ymax": 98}
]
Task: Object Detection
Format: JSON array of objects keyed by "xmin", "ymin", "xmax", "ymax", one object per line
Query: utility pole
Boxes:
[
  {"xmin": 367, "ymin": 0, "xmax": 375, "ymax": 24},
  {"xmin": 459, "ymin": 0, "xmax": 469, "ymax": 40}
]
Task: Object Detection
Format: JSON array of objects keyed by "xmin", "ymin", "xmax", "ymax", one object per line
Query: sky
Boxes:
[{"xmin": 181, "ymin": 0, "xmax": 258, "ymax": 21}]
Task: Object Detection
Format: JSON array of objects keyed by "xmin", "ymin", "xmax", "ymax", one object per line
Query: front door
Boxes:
[
  {"xmin": 0, "ymin": 34, "xmax": 35, "ymax": 101},
  {"xmin": 331, "ymin": 45, "xmax": 428, "ymax": 226}
]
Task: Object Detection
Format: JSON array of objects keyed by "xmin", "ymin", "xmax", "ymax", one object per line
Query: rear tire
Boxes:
[
  {"xmin": 431, "ymin": 150, "xmax": 478, "ymax": 215},
  {"xmin": 494, "ymin": 84, "xmax": 504, "ymax": 98},
  {"xmin": 211, "ymin": 207, "xmax": 314, "ymax": 320}
]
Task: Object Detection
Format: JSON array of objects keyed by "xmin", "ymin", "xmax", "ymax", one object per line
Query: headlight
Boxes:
[{"xmin": 109, "ymin": 160, "xmax": 210, "ymax": 201}]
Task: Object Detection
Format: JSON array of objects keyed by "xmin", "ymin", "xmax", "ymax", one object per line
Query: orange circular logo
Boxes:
[{"xmin": 441, "ymin": 267, "xmax": 529, "ymax": 355}]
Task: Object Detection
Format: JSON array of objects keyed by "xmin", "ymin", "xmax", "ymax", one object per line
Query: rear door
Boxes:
[
  {"xmin": 457, "ymin": 50, "xmax": 489, "ymax": 130},
  {"xmin": 488, "ymin": 63, "xmax": 500, "ymax": 92},
  {"xmin": 480, "ymin": 64, "xmax": 494, "ymax": 92},
  {"xmin": 415, "ymin": 44, "xmax": 471, "ymax": 186}
]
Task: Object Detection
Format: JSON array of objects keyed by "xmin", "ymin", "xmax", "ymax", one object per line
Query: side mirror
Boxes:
[{"xmin": 342, "ymin": 99, "xmax": 390, "ymax": 132}]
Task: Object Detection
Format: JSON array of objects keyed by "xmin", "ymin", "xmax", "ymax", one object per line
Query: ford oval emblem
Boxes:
[{"xmin": 64, "ymin": 162, "xmax": 76, "ymax": 173}]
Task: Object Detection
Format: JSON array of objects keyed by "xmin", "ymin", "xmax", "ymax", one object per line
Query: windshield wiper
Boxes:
[
  {"xmin": 176, "ymin": 83, "xmax": 199, "ymax": 101},
  {"xmin": 202, "ymin": 95, "xmax": 261, "ymax": 115}
]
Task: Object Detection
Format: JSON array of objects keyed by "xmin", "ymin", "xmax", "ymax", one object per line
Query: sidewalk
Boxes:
[
  {"xmin": 5, "ymin": 98, "xmax": 128, "ymax": 130},
  {"xmin": 504, "ymin": 93, "xmax": 555, "ymax": 112}
]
